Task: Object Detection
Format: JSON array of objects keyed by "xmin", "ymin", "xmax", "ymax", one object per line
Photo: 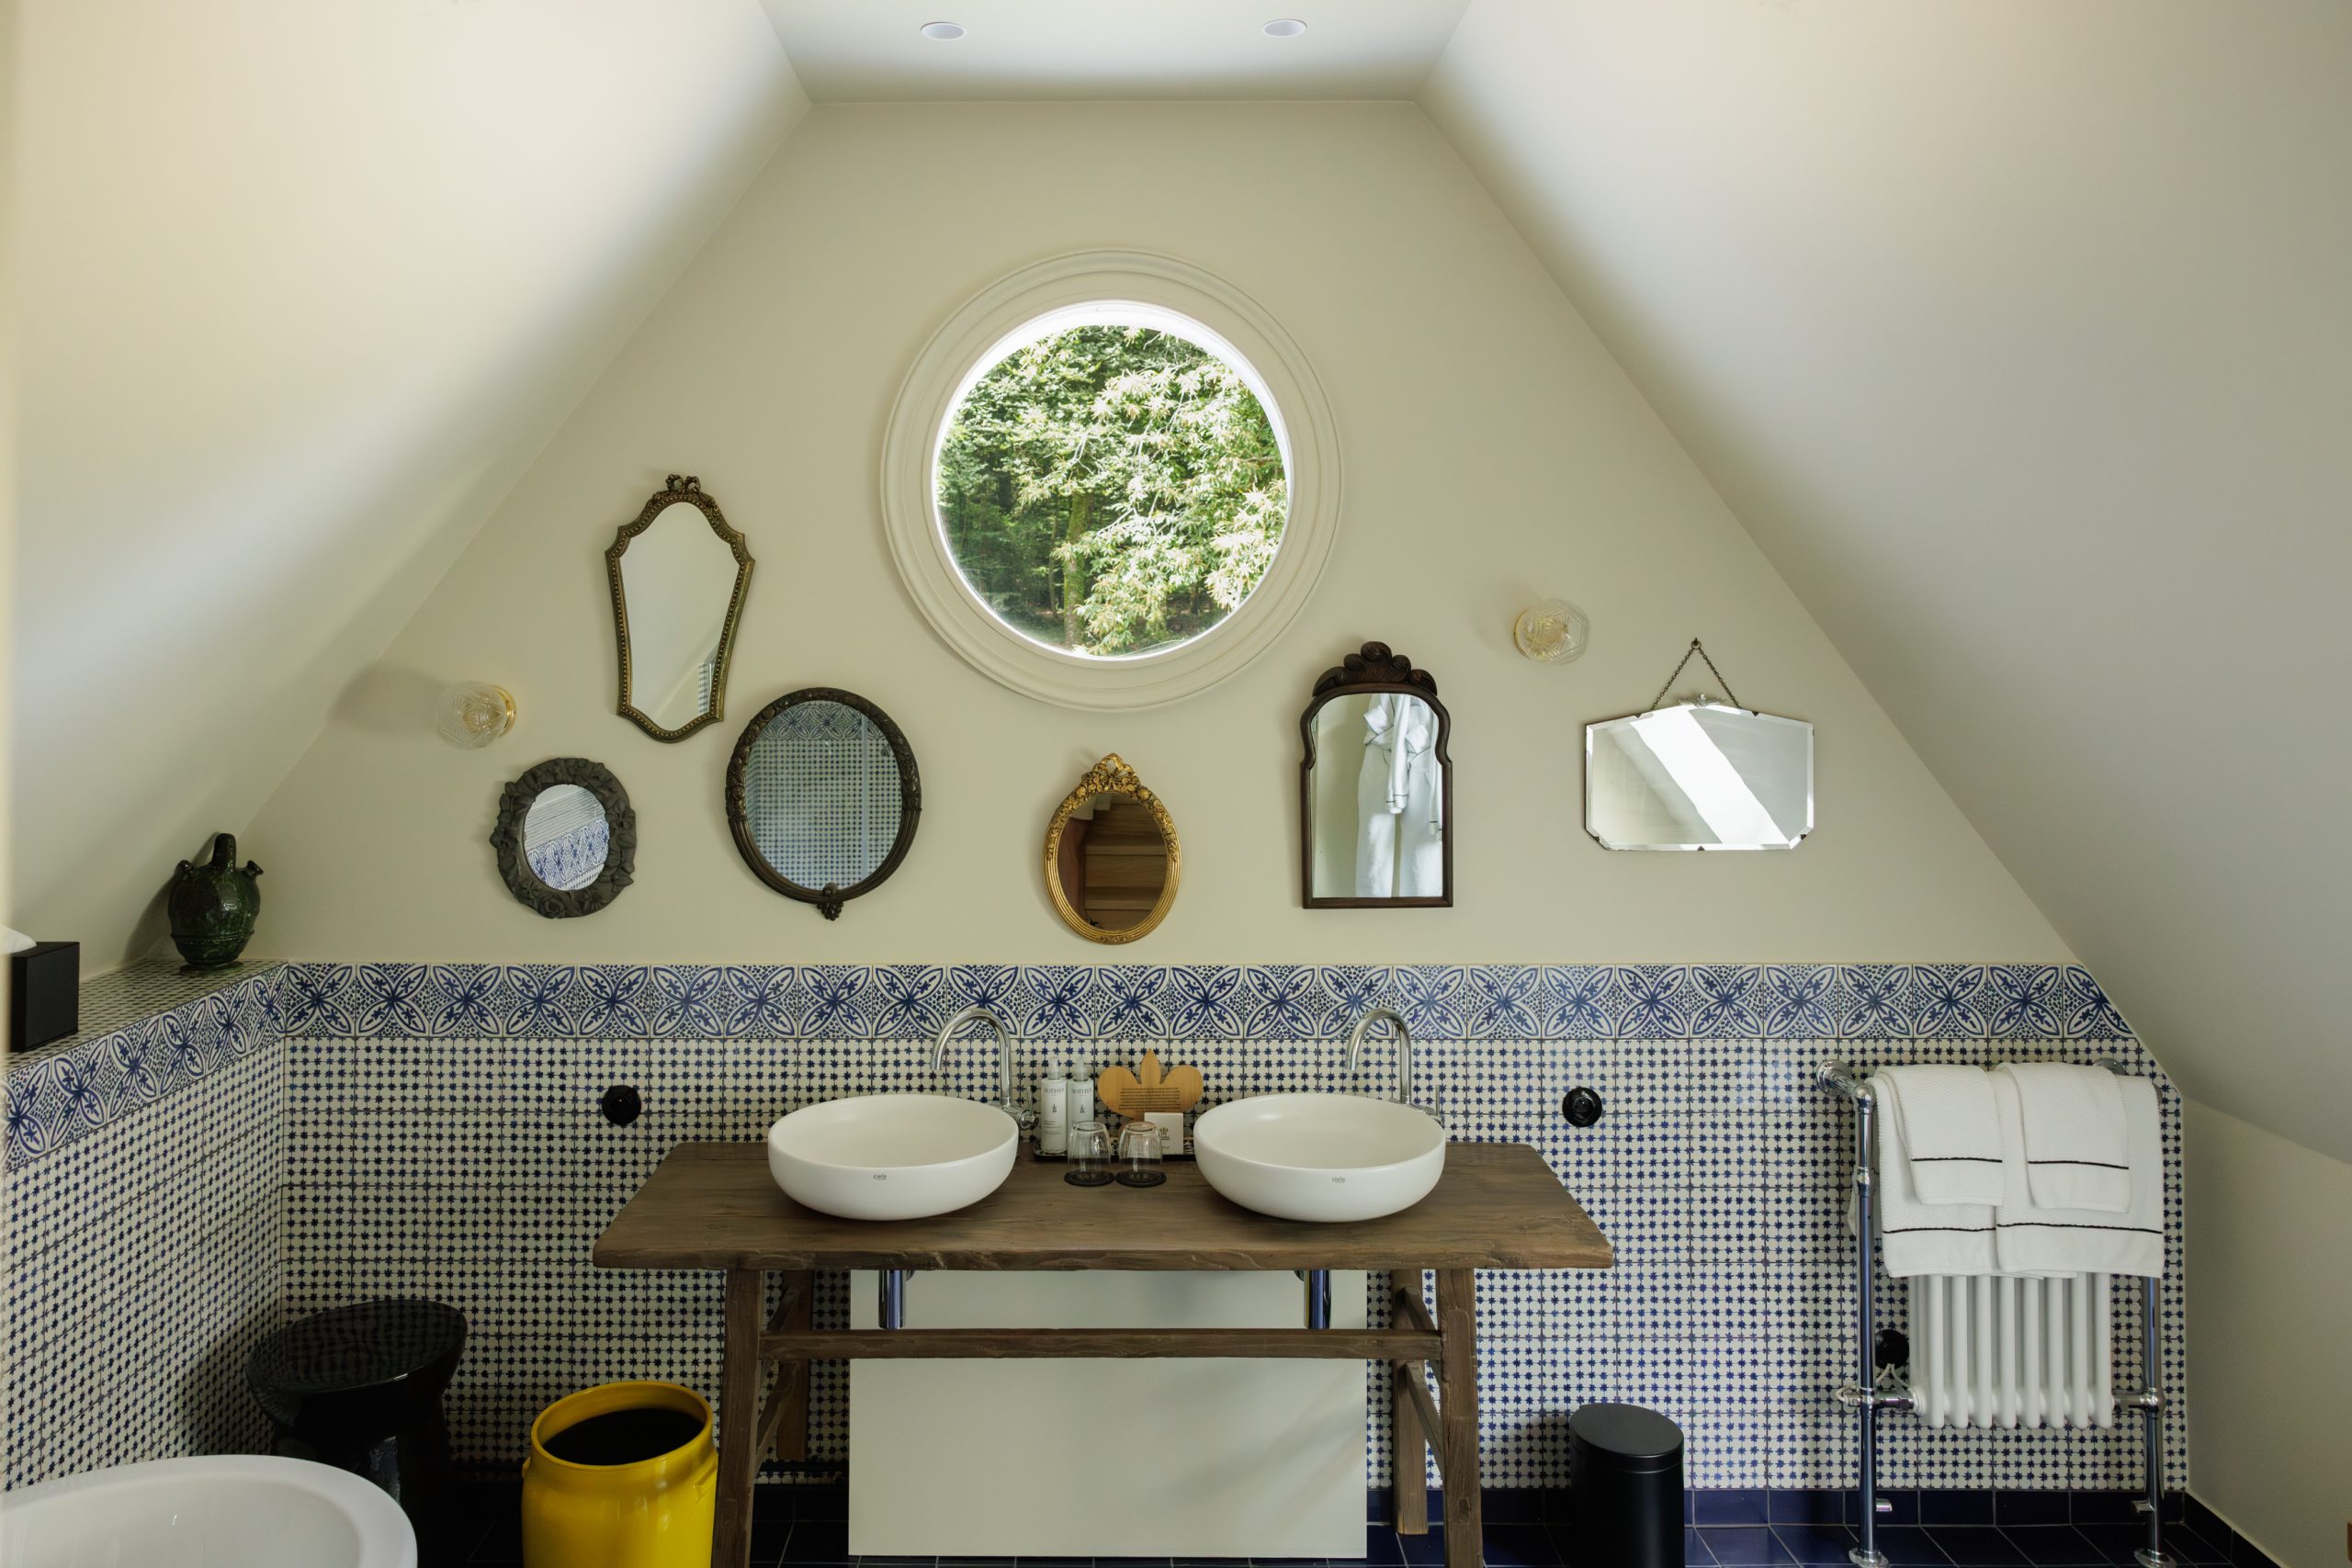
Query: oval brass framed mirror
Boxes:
[
  {"xmin": 490, "ymin": 758, "xmax": 636, "ymax": 919},
  {"xmin": 1299, "ymin": 641, "xmax": 1453, "ymax": 908},
  {"xmin": 725, "ymin": 688, "xmax": 920, "ymax": 920},
  {"xmin": 1044, "ymin": 754, "xmax": 1181, "ymax": 944},
  {"xmin": 606, "ymin": 474, "xmax": 754, "ymax": 741}
]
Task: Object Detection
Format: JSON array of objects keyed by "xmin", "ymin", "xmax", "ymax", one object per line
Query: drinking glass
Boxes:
[
  {"xmin": 1115, "ymin": 1121, "xmax": 1167, "ymax": 1187},
  {"xmin": 1065, "ymin": 1119, "xmax": 1114, "ymax": 1187}
]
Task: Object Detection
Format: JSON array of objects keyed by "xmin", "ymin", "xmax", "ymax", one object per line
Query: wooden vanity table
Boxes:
[{"xmin": 594, "ymin": 1142, "xmax": 1611, "ymax": 1568}]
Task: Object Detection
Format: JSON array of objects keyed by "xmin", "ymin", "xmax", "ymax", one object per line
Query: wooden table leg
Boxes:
[
  {"xmin": 771, "ymin": 1269, "xmax": 814, "ymax": 1461},
  {"xmin": 1393, "ymin": 1276, "xmax": 1430, "ymax": 1536},
  {"xmin": 1435, "ymin": 1269, "xmax": 1482, "ymax": 1568},
  {"xmin": 714, "ymin": 1268, "xmax": 765, "ymax": 1568}
]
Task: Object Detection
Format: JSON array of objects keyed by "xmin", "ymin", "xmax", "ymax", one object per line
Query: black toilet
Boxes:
[{"xmin": 247, "ymin": 1298, "xmax": 468, "ymax": 1540}]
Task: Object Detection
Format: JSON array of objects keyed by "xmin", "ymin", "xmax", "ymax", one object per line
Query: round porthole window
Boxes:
[{"xmin": 882, "ymin": 252, "xmax": 1340, "ymax": 709}]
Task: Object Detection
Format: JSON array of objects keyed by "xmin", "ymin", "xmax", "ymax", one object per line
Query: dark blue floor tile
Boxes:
[
  {"xmin": 1996, "ymin": 1526, "xmax": 2105, "ymax": 1565},
  {"xmin": 1700, "ymin": 1527, "xmax": 1794, "ymax": 1564},
  {"xmin": 1487, "ymin": 1489, "xmax": 1547, "ymax": 1524},
  {"xmin": 2074, "ymin": 1523, "xmax": 2156, "ymax": 1564},
  {"xmin": 1996, "ymin": 1494, "xmax": 2071, "ymax": 1529},
  {"xmin": 1771, "ymin": 1526, "xmax": 1858, "ymax": 1566},
  {"xmin": 1366, "ymin": 1492, "xmax": 1394, "ymax": 1525},
  {"xmin": 2181, "ymin": 1496, "xmax": 2227, "ymax": 1543},
  {"xmin": 1684, "ymin": 1529, "xmax": 1718, "ymax": 1565},
  {"xmin": 1920, "ymin": 1491, "xmax": 1996, "ymax": 1528},
  {"xmin": 1769, "ymin": 1491, "xmax": 1849, "ymax": 1528},
  {"xmin": 1877, "ymin": 1493, "xmax": 1923, "ymax": 1528},
  {"xmin": 1861, "ymin": 1526, "xmax": 1953, "ymax": 1566},
  {"xmin": 786, "ymin": 1524, "xmax": 854, "ymax": 1562},
  {"xmin": 1355, "ymin": 1531, "xmax": 1405, "ymax": 1566},
  {"xmin": 1481, "ymin": 1525, "xmax": 1566, "ymax": 1566},
  {"xmin": 2069, "ymin": 1494, "xmax": 2142, "ymax": 1527},
  {"xmin": 1396, "ymin": 1529, "xmax": 1446, "ymax": 1566},
  {"xmin": 1696, "ymin": 1493, "xmax": 1771, "ymax": 1527},
  {"xmin": 1928, "ymin": 1529, "xmax": 2030, "ymax": 1566},
  {"xmin": 2164, "ymin": 1528, "xmax": 2231, "ymax": 1566}
]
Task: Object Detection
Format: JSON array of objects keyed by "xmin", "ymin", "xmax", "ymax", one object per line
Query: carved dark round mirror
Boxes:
[
  {"xmin": 491, "ymin": 758, "xmax": 636, "ymax": 919},
  {"xmin": 725, "ymin": 689, "xmax": 921, "ymax": 920},
  {"xmin": 1300, "ymin": 641, "xmax": 1453, "ymax": 908}
]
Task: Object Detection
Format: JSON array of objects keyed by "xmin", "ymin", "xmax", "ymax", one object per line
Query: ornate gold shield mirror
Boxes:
[
  {"xmin": 1044, "ymin": 754, "xmax": 1180, "ymax": 944},
  {"xmin": 606, "ymin": 474, "xmax": 753, "ymax": 741}
]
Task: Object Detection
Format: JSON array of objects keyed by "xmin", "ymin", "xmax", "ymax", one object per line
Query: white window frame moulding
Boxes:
[{"xmin": 879, "ymin": 250, "xmax": 1341, "ymax": 711}]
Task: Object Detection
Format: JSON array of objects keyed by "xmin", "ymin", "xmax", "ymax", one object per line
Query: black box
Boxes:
[{"xmin": 9, "ymin": 942, "xmax": 80, "ymax": 1053}]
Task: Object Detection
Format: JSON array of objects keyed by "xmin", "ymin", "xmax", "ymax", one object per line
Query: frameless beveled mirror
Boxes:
[
  {"xmin": 1585, "ymin": 640, "xmax": 1814, "ymax": 851},
  {"xmin": 1045, "ymin": 754, "xmax": 1181, "ymax": 943},
  {"xmin": 491, "ymin": 758, "xmax": 635, "ymax": 918},
  {"xmin": 1586, "ymin": 703, "xmax": 1814, "ymax": 850},
  {"xmin": 606, "ymin": 474, "xmax": 753, "ymax": 741},
  {"xmin": 725, "ymin": 689, "xmax": 920, "ymax": 919},
  {"xmin": 1300, "ymin": 642, "xmax": 1453, "ymax": 908}
]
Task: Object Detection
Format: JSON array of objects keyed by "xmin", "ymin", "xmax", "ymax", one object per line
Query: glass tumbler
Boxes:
[
  {"xmin": 1065, "ymin": 1119, "xmax": 1114, "ymax": 1187},
  {"xmin": 1115, "ymin": 1121, "xmax": 1167, "ymax": 1188}
]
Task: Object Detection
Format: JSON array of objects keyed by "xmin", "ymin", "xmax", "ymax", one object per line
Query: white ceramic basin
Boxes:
[
  {"xmin": 0, "ymin": 1455, "xmax": 416, "ymax": 1568},
  {"xmin": 768, "ymin": 1092, "xmax": 1020, "ymax": 1221},
  {"xmin": 1193, "ymin": 1093, "xmax": 1447, "ymax": 1223}
]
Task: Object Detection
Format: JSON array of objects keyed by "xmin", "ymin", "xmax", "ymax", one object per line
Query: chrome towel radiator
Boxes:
[{"xmin": 1818, "ymin": 1061, "xmax": 2172, "ymax": 1568}]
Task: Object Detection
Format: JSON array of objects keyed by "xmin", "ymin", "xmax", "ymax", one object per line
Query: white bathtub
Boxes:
[{"xmin": 1, "ymin": 1455, "xmax": 416, "ymax": 1568}]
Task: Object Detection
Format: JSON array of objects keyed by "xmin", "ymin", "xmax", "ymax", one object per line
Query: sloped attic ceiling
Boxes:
[
  {"xmin": 9, "ymin": 0, "xmax": 808, "ymax": 967},
  {"xmin": 1423, "ymin": 1, "xmax": 2352, "ymax": 1161}
]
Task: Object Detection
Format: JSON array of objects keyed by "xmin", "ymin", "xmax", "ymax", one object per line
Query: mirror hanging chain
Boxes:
[{"xmin": 1648, "ymin": 637, "xmax": 1745, "ymax": 712}]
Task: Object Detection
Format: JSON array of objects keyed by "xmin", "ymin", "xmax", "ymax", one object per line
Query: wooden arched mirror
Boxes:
[{"xmin": 1043, "ymin": 754, "xmax": 1180, "ymax": 944}]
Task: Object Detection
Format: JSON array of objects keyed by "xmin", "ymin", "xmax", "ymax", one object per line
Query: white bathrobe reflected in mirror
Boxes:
[{"xmin": 1356, "ymin": 693, "xmax": 1443, "ymax": 897}]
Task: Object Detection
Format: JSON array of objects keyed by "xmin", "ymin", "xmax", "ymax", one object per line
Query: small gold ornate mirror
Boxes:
[{"xmin": 1044, "ymin": 754, "xmax": 1180, "ymax": 944}]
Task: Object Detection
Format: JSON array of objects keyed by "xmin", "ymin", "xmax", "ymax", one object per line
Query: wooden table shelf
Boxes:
[{"xmin": 594, "ymin": 1141, "xmax": 1611, "ymax": 1568}]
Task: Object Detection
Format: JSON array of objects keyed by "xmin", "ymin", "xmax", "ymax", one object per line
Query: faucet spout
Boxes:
[
  {"xmin": 933, "ymin": 1004, "xmax": 1035, "ymax": 1134},
  {"xmin": 1344, "ymin": 1007, "xmax": 1419, "ymax": 1111}
]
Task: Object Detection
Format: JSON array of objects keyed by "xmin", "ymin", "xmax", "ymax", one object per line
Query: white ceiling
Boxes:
[
  {"xmin": 1425, "ymin": 0, "xmax": 2352, "ymax": 1162},
  {"xmin": 756, "ymin": 0, "xmax": 1470, "ymax": 100}
]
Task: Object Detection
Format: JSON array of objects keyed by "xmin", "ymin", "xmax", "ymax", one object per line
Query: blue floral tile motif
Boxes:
[
  {"xmin": 869, "ymin": 965, "xmax": 946, "ymax": 1039},
  {"xmin": 1543, "ymin": 965, "xmax": 1614, "ymax": 1040},
  {"xmin": 1166, "ymin": 965, "xmax": 1244, "ymax": 1038},
  {"xmin": 1615, "ymin": 964, "xmax": 1692, "ymax": 1038},
  {"xmin": 1690, "ymin": 965, "xmax": 1764, "ymax": 1037},
  {"xmin": 503, "ymin": 965, "xmax": 580, "ymax": 1037},
  {"xmin": 571, "ymin": 965, "xmax": 652, "ymax": 1037},
  {"xmin": 1239, "ymin": 964, "xmax": 1324, "ymax": 1039},
  {"xmin": 2062, "ymin": 965, "xmax": 2131, "ymax": 1039},
  {"xmin": 1909, "ymin": 964, "xmax": 1986, "ymax": 1038},
  {"xmin": 280, "ymin": 963, "xmax": 354, "ymax": 1037},
  {"xmin": 51, "ymin": 1058, "xmax": 106, "ymax": 1137},
  {"xmin": 112, "ymin": 1025, "xmax": 166, "ymax": 1108},
  {"xmin": 945, "ymin": 964, "xmax": 1021, "ymax": 1022},
  {"xmin": 1467, "ymin": 965, "xmax": 1542, "ymax": 1040},
  {"xmin": 352, "ymin": 964, "xmax": 430, "ymax": 1037},
  {"xmin": 1091, "ymin": 965, "xmax": 1169, "ymax": 1038},
  {"xmin": 1833, "ymin": 965, "xmax": 1911, "ymax": 1040},
  {"xmin": 1396, "ymin": 964, "xmax": 1468, "ymax": 1040},
  {"xmin": 795, "ymin": 966, "xmax": 871, "ymax": 1038},
  {"xmin": 426, "ymin": 964, "xmax": 504, "ymax": 1037},
  {"xmin": 644, "ymin": 966, "xmax": 727, "ymax": 1037},
  {"xmin": 722, "ymin": 965, "xmax": 794, "ymax": 1039},
  {"xmin": 1759, "ymin": 965, "xmax": 1834, "ymax": 1039},
  {"xmin": 1985, "ymin": 964, "xmax": 2063, "ymax": 1039},
  {"xmin": 1315, "ymin": 964, "xmax": 1392, "ymax": 1034},
  {"xmin": 1018, "ymin": 965, "xmax": 1096, "ymax": 1039}
]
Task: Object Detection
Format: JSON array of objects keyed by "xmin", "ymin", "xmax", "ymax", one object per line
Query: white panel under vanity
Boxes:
[{"xmin": 847, "ymin": 1269, "xmax": 1368, "ymax": 1558}]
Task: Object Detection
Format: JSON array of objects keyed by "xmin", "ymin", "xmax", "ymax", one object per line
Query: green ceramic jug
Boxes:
[{"xmin": 168, "ymin": 832, "xmax": 264, "ymax": 972}]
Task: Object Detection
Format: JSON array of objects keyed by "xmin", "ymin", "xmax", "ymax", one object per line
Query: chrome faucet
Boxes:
[
  {"xmin": 932, "ymin": 1004, "xmax": 1036, "ymax": 1134},
  {"xmin": 1345, "ymin": 1007, "xmax": 1433, "ymax": 1118}
]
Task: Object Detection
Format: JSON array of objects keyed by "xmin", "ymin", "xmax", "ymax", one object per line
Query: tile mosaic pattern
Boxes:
[
  {"xmin": 1, "ymin": 959, "xmax": 2181, "ymax": 1513},
  {"xmin": 270, "ymin": 961, "xmax": 2178, "ymax": 1499}
]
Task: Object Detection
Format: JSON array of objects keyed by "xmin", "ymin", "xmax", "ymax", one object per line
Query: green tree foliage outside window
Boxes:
[{"xmin": 935, "ymin": 324, "xmax": 1288, "ymax": 657}]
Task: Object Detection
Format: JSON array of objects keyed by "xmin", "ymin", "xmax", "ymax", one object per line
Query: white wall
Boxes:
[
  {"xmin": 247, "ymin": 102, "xmax": 2064, "ymax": 964},
  {"xmin": 9, "ymin": 0, "xmax": 808, "ymax": 970},
  {"xmin": 1421, "ymin": 0, "xmax": 2352, "ymax": 1164},
  {"xmin": 2185, "ymin": 1100, "xmax": 2352, "ymax": 1568}
]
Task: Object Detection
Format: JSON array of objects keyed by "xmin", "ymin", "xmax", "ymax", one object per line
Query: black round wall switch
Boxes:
[
  {"xmin": 600, "ymin": 1084, "xmax": 643, "ymax": 1126},
  {"xmin": 1561, "ymin": 1086, "xmax": 1604, "ymax": 1127}
]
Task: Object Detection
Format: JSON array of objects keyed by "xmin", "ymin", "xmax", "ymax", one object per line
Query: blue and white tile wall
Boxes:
[
  {"xmin": 2, "ymin": 964, "xmax": 287, "ymax": 1491},
  {"xmin": 267, "ymin": 960, "xmax": 2183, "ymax": 1495}
]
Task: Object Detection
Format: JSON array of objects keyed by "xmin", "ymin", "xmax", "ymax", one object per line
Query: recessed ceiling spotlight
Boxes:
[
  {"xmin": 920, "ymin": 21, "xmax": 967, "ymax": 40},
  {"xmin": 1262, "ymin": 18, "xmax": 1307, "ymax": 38}
]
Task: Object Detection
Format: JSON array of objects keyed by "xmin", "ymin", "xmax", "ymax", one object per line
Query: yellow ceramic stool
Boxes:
[{"xmin": 522, "ymin": 1381, "xmax": 717, "ymax": 1567}]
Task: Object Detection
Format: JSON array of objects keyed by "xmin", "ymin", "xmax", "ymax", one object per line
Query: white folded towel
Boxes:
[
  {"xmin": 1993, "ymin": 1071, "xmax": 2163, "ymax": 1278},
  {"xmin": 1876, "ymin": 1065, "xmax": 2004, "ymax": 1206},
  {"xmin": 1866, "ymin": 1072, "xmax": 1996, "ymax": 1278},
  {"xmin": 1997, "ymin": 1062, "xmax": 2131, "ymax": 1213}
]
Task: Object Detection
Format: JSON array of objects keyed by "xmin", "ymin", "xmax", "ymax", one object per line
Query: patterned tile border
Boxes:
[
  {"xmin": 5, "ymin": 963, "xmax": 280, "ymax": 1170},
  {"xmin": 274, "ymin": 962, "xmax": 2132, "ymax": 1045}
]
